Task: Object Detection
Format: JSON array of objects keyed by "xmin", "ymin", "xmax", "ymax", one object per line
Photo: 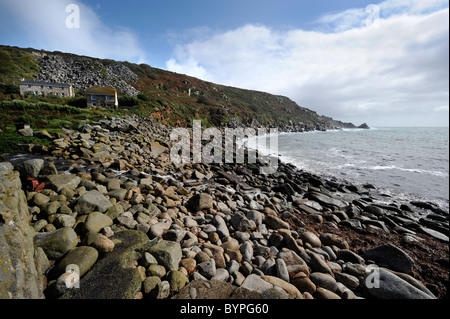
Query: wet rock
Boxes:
[
  {"xmin": 363, "ymin": 244, "xmax": 414, "ymax": 274},
  {"xmin": 363, "ymin": 268, "xmax": 434, "ymax": 299}
]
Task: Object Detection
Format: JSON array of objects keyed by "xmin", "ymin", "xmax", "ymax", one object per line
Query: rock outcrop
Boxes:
[
  {"xmin": 0, "ymin": 162, "xmax": 48, "ymax": 299},
  {"xmin": 34, "ymin": 53, "xmax": 139, "ymax": 96}
]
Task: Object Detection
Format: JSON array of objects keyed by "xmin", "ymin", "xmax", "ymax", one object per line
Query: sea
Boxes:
[{"xmin": 248, "ymin": 127, "xmax": 449, "ymax": 211}]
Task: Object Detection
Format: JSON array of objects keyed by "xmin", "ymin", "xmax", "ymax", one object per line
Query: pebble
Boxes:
[
  {"xmin": 301, "ymin": 231, "xmax": 322, "ymax": 248},
  {"xmin": 241, "ymin": 274, "xmax": 273, "ymax": 293},
  {"xmin": 334, "ymin": 272, "xmax": 360, "ymax": 290},
  {"xmin": 262, "ymin": 275, "xmax": 303, "ymax": 299},
  {"xmin": 275, "ymin": 258, "xmax": 290, "ymax": 282},
  {"xmin": 310, "ymin": 272, "xmax": 338, "ymax": 292},
  {"xmin": 307, "ymin": 251, "xmax": 334, "ymax": 276},
  {"xmin": 315, "ymin": 287, "xmax": 341, "ymax": 299},
  {"xmin": 291, "ymin": 272, "xmax": 316, "ymax": 294},
  {"xmin": 197, "ymin": 259, "xmax": 217, "ymax": 279}
]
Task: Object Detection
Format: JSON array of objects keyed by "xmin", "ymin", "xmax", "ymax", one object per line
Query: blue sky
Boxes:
[{"xmin": 0, "ymin": 0, "xmax": 448, "ymax": 127}]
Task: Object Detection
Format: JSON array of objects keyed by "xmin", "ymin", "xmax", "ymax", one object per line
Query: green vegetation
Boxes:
[
  {"xmin": 0, "ymin": 47, "xmax": 40, "ymax": 85},
  {"xmin": 0, "ymin": 132, "xmax": 51, "ymax": 154}
]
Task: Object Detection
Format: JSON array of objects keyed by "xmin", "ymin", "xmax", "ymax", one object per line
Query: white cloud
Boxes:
[
  {"xmin": 0, "ymin": 0, "xmax": 147, "ymax": 63},
  {"xmin": 166, "ymin": 1, "xmax": 449, "ymax": 127}
]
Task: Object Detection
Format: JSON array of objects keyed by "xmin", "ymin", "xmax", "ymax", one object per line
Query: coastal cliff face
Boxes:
[{"xmin": 0, "ymin": 45, "xmax": 362, "ymax": 130}]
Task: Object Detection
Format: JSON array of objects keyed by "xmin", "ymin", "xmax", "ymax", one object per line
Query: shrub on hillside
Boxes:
[
  {"xmin": 67, "ymin": 97, "xmax": 87, "ymax": 108},
  {"xmin": 119, "ymin": 96, "xmax": 140, "ymax": 107},
  {"xmin": 197, "ymin": 95, "xmax": 216, "ymax": 106}
]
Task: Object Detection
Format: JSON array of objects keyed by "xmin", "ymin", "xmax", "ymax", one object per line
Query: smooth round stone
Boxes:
[
  {"xmin": 84, "ymin": 212, "xmax": 113, "ymax": 233},
  {"xmin": 143, "ymin": 276, "xmax": 161, "ymax": 296},
  {"xmin": 195, "ymin": 251, "xmax": 211, "ymax": 264},
  {"xmin": 227, "ymin": 260, "xmax": 240, "ymax": 275},
  {"xmin": 221, "ymin": 237, "xmax": 240, "ymax": 251},
  {"xmin": 147, "ymin": 264, "xmax": 167, "ymax": 278},
  {"xmin": 315, "ymin": 287, "xmax": 341, "ymax": 299},
  {"xmin": 197, "ymin": 259, "xmax": 217, "ymax": 279},
  {"xmin": 149, "ymin": 224, "xmax": 165, "ymax": 238},
  {"xmin": 183, "ymin": 217, "xmax": 198, "ymax": 228},
  {"xmin": 208, "ymin": 232, "xmax": 220, "ymax": 243},
  {"xmin": 90, "ymin": 234, "xmax": 115, "ymax": 253},
  {"xmin": 319, "ymin": 233, "xmax": 349, "ymax": 250},
  {"xmin": 327, "ymin": 261, "xmax": 343, "ymax": 274},
  {"xmin": 301, "ymin": 231, "xmax": 322, "ymax": 248},
  {"xmin": 52, "ymin": 214, "xmax": 76, "ymax": 228},
  {"xmin": 53, "ymin": 246, "xmax": 98, "ymax": 278},
  {"xmin": 276, "ymin": 258, "xmax": 290, "ymax": 283},
  {"xmin": 180, "ymin": 258, "xmax": 197, "ymax": 274},
  {"xmin": 211, "ymin": 268, "xmax": 230, "ymax": 281},
  {"xmin": 167, "ymin": 270, "xmax": 189, "ymax": 293},
  {"xmin": 310, "ymin": 272, "xmax": 338, "ymax": 292},
  {"xmin": 291, "ymin": 272, "xmax": 316, "ymax": 294},
  {"xmin": 335, "ymin": 272, "xmax": 360, "ymax": 290}
]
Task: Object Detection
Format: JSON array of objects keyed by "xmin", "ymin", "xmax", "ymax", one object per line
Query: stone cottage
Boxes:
[
  {"xmin": 19, "ymin": 80, "xmax": 74, "ymax": 97},
  {"xmin": 86, "ymin": 87, "xmax": 118, "ymax": 108}
]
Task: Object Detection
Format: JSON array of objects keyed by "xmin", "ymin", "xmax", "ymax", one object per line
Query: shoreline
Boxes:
[
  {"xmin": 244, "ymin": 128, "xmax": 449, "ymax": 213},
  {"xmin": 1, "ymin": 115, "xmax": 448, "ymax": 300}
]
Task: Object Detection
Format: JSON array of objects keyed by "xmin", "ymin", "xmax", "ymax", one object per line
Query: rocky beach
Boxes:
[{"xmin": 1, "ymin": 115, "xmax": 448, "ymax": 300}]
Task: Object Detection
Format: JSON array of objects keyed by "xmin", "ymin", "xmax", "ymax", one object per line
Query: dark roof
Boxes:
[
  {"xmin": 86, "ymin": 87, "xmax": 117, "ymax": 96},
  {"xmin": 20, "ymin": 80, "xmax": 72, "ymax": 88}
]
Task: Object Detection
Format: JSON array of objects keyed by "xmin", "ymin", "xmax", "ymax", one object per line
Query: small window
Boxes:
[
  {"xmin": 106, "ymin": 96, "xmax": 111, "ymax": 101},
  {"xmin": 91, "ymin": 95, "xmax": 97, "ymax": 100},
  {"xmin": 61, "ymin": 93, "xmax": 65, "ymax": 97},
  {"xmin": 27, "ymin": 85, "xmax": 31, "ymax": 88},
  {"xmin": 92, "ymin": 102, "xmax": 97, "ymax": 107}
]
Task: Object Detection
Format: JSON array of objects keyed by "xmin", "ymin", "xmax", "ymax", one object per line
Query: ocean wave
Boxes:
[{"xmin": 370, "ymin": 165, "xmax": 448, "ymax": 177}]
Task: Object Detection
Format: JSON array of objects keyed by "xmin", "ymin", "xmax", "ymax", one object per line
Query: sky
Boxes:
[{"xmin": 0, "ymin": 0, "xmax": 448, "ymax": 127}]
